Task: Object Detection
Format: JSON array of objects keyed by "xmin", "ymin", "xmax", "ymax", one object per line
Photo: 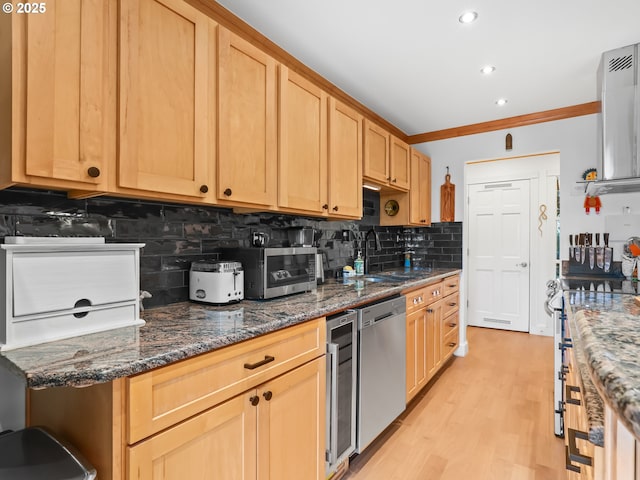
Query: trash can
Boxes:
[{"xmin": 0, "ymin": 427, "xmax": 96, "ymax": 479}]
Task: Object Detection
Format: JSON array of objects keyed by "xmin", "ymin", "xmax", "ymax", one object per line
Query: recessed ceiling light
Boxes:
[
  {"xmin": 496, "ymin": 98, "xmax": 508, "ymax": 106},
  {"xmin": 459, "ymin": 11, "xmax": 478, "ymax": 24},
  {"xmin": 480, "ymin": 65, "xmax": 496, "ymax": 75}
]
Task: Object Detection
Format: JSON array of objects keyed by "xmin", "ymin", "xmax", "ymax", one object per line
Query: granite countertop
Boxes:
[
  {"xmin": 565, "ymin": 288, "xmax": 640, "ymax": 443},
  {"xmin": 0, "ymin": 268, "xmax": 460, "ymax": 389}
]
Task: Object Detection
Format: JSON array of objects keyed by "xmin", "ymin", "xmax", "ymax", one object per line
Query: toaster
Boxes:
[{"xmin": 189, "ymin": 260, "xmax": 244, "ymax": 304}]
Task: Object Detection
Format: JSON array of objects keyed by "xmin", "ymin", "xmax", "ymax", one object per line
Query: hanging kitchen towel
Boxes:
[{"xmin": 440, "ymin": 167, "xmax": 455, "ymax": 222}]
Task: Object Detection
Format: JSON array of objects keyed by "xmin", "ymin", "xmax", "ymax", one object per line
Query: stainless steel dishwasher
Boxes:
[{"xmin": 356, "ymin": 295, "xmax": 406, "ymax": 453}]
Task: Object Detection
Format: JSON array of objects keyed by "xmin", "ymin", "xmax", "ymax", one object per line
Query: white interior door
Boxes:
[{"xmin": 467, "ymin": 180, "xmax": 530, "ymax": 332}]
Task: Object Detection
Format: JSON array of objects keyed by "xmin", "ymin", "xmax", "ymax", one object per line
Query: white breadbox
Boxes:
[{"xmin": 0, "ymin": 237, "xmax": 145, "ymax": 351}]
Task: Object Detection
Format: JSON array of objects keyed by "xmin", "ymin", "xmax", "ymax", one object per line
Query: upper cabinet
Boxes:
[
  {"xmin": 363, "ymin": 120, "xmax": 410, "ymax": 191},
  {"xmin": 1, "ymin": 0, "xmax": 116, "ymax": 195},
  {"xmin": 118, "ymin": 0, "xmax": 215, "ymax": 201},
  {"xmin": 380, "ymin": 147, "xmax": 431, "ymax": 226},
  {"xmin": 389, "ymin": 136, "xmax": 411, "ymax": 190},
  {"xmin": 409, "ymin": 149, "xmax": 431, "ymax": 225},
  {"xmin": 278, "ymin": 67, "xmax": 328, "ymax": 215},
  {"xmin": 218, "ymin": 28, "xmax": 278, "ymax": 208},
  {"xmin": 328, "ymin": 98, "xmax": 363, "ymax": 219}
]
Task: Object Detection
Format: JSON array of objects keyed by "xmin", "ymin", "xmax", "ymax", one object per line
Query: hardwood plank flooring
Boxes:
[{"xmin": 344, "ymin": 326, "xmax": 565, "ymax": 480}]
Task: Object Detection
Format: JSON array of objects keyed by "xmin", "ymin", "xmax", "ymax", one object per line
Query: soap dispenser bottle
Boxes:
[{"xmin": 354, "ymin": 251, "xmax": 364, "ymax": 276}]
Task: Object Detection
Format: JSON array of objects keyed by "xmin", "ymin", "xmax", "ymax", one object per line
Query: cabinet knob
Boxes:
[
  {"xmin": 448, "ymin": 322, "xmax": 457, "ymax": 327},
  {"xmin": 427, "ymin": 308, "xmax": 433, "ymax": 313},
  {"xmin": 224, "ymin": 188, "xmax": 232, "ymax": 197},
  {"xmin": 263, "ymin": 391, "xmax": 273, "ymax": 401},
  {"xmin": 322, "ymin": 204, "xmax": 329, "ymax": 210},
  {"xmin": 448, "ymin": 342, "xmax": 457, "ymax": 348},
  {"xmin": 332, "ymin": 206, "xmax": 339, "ymax": 212},
  {"xmin": 250, "ymin": 395, "xmax": 260, "ymax": 406},
  {"xmin": 87, "ymin": 167, "xmax": 101, "ymax": 178},
  {"xmin": 200, "ymin": 185, "xmax": 209, "ymax": 194},
  {"xmin": 392, "ymin": 178, "xmax": 397, "ymax": 183},
  {"xmin": 449, "ymin": 302, "xmax": 457, "ymax": 307}
]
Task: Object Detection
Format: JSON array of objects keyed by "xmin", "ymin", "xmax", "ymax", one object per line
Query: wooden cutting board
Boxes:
[{"xmin": 440, "ymin": 172, "xmax": 455, "ymax": 222}]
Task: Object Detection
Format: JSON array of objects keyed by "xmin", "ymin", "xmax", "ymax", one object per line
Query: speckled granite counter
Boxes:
[
  {"xmin": 0, "ymin": 268, "xmax": 460, "ymax": 389},
  {"xmin": 565, "ymin": 289, "xmax": 640, "ymax": 443}
]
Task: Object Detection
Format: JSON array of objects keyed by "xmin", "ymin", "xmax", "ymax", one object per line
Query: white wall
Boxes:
[{"xmin": 416, "ymin": 113, "xmax": 640, "ymax": 262}]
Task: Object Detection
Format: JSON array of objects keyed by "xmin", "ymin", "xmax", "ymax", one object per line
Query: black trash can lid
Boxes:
[{"xmin": 0, "ymin": 427, "xmax": 96, "ymax": 480}]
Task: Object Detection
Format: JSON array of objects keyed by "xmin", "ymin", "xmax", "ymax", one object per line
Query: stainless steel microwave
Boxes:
[{"xmin": 223, "ymin": 247, "xmax": 317, "ymax": 299}]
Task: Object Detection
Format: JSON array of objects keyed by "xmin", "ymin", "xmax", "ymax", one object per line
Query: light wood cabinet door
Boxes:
[
  {"xmin": 218, "ymin": 27, "xmax": 277, "ymax": 207},
  {"xmin": 406, "ymin": 308, "xmax": 427, "ymax": 403},
  {"xmin": 118, "ymin": 0, "xmax": 214, "ymax": 199},
  {"xmin": 7, "ymin": 0, "xmax": 115, "ymax": 193},
  {"xmin": 278, "ymin": 67, "xmax": 328, "ymax": 215},
  {"xmin": 128, "ymin": 391, "xmax": 257, "ymax": 480},
  {"xmin": 389, "ymin": 136, "xmax": 410, "ymax": 191},
  {"xmin": 257, "ymin": 357, "xmax": 325, "ymax": 480},
  {"xmin": 426, "ymin": 300, "xmax": 442, "ymax": 380},
  {"xmin": 328, "ymin": 98, "xmax": 363, "ymax": 219},
  {"xmin": 363, "ymin": 119, "xmax": 389, "ymax": 185},
  {"xmin": 409, "ymin": 149, "xmax": 431, "ymax": 226}
]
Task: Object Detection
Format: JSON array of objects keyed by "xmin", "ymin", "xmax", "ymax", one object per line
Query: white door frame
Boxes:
[{"xmin": 460, "ymin": 152, "xmax": 559, "ymax": 350}]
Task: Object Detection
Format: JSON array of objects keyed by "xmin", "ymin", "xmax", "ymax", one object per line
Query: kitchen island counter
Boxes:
[
  {"xmin": 565, "ymin": 289, "xmax": 640, "ymax": 443},
  {"xmin": 0, "ymin": 268, "xmax": 460, "ymax": 389}
]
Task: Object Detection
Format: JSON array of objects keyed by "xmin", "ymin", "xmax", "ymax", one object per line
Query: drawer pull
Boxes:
[
  {"xmin": 566, "ymin": 384, "xmax": 581, "ymax": 405},
  {"xmin": 250, "ymin": 395, "xmax": 260, "ymax": 406},
  {"xmin": 448, "ymin": 302, "xmax": 457, "ymax": 307},
  {"xmin": 448, "ymin": 342, "xmax": 457, "ymax": 348},
  {"xmin": 565, "ymin": 446, "xmax": 581, "ymax": 473},
  {"xmin": 263, "ymin": 390, "xmax": 273, "ymax": 401},
  {"xmin": 447, "ymin": 284, "xmax": 456, "ymax": 288},
  {"xmin": 73, "ymin": 298, "xmax": 92, "ymax": 318},
  {"xmin": 567, "ymin": 428, "xmax": 592, "ymax": 467},
  {"xmin": 448, "ymin": 322, "xmax": 457, "ymax": 327},
  {"xmin": 244, "ymin": 355, "xmax": 275, "ymax": 370}
]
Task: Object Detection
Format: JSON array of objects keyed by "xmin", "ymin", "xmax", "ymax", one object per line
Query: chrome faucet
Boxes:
[{"xmin": 363, "ymin": 228, "xmax": 382, "ymax": 274}]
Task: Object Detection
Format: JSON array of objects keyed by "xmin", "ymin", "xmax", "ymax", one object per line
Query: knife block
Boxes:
[{"xmin": 568, "ymin": 246, "xmax": 612, "ymax": 275}]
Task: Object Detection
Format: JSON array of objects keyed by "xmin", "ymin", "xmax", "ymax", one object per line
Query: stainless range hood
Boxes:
[{"xmin": 586, "ymin": 43, "xmax": 640, "ymax": 196}]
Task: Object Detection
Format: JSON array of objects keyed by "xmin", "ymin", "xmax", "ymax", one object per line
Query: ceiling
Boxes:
[{"xmin": 213, "ymin": 0, "xmax": 640, "ymax": 137}]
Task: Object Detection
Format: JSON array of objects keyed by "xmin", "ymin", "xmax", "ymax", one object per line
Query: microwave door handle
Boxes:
[{"xmin": 326, "ymin": 342, "xmax": 339, "ymax": 465}]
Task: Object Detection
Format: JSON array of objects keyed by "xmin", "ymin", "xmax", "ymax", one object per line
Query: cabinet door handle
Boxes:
[
  {"xmin": 322, "ymin": 204, "xmax": 329, "ymax": 210},
  {"xmin": 448, "ymin": 322, "xmax": 457, "ymax": 327},
  {"xmin": 199, "ymin": 185, "xmax": 209, "ymax": 194},
  {"xmin": 448, "ymin": 342, "xmax": 457, "ymax": 348},
  {"xmin": 263, "ymin": 391, "xmax": 273, "ymax": 401},
  {"xmin": 448, "ymin": 302, "xmax": 457, "ymax": 307},
  {"xmin": 447, "ymin": 284, "xmax": 457, "ymax": 288},
  {"xmin": 332, "ymin": 206, "xmax": 339, "ymax": 212},
  {"xmin": 426, "ymin": 308, "xmax": 433, "ymax": 313},
  {"xmin": 392, "ymin": 178, "xmax": 397, "ymax": 183},
  {"xmin": 565, "ymin": 384, "xmax": 581, "ymax": 405},
  {"xmin": 87, "ymin": 166, "xmax": 101, "ymax": 178},
  {"xmin": 224, "ymin": 188, "xmax": 232, "ymax": 197},
  {"xmin": 244, "ymin": 355, "xmax": 275, "ymax": 370},
  {"xmin": 566, "ymin": 428, "xmax": 593, "ymax": 468},
  {"xmin": 250, "ymin": 395, "xmax": 260, "ymax": 406}
]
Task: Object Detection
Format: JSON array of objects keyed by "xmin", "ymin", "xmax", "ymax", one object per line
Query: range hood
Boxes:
[{"xmin": 586, "ymin": 43, "xmax": 640, "ymax": 196}]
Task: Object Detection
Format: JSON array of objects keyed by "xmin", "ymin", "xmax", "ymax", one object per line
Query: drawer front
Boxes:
[
  {"xmin": 423, "ymin": 281, "xmax": 444, "ymax": 305},
  {"xmin": 442, "ymin": 293, "xmax": 460, "ymax": 318},
  {"xmin": 404, "ymin": 287, "xmax": 427, "ymax": 314},
  {"xmin": 12, "ymin": 251, "xmax": 137, "ymax": 317},
  {"xmin": 441, "ymin": 275, "xmax": 460, "ymax": 297},
  {"xmin": 127, "ymin": 317, "xmax": 325, "ymax": 443},
  {"xmin": 441, "ymin": 311, "xmax": 459, "ymax": 338},
  {"xmin": 442, "ymin": 328, "xmax": 459, "ymax": 360}
]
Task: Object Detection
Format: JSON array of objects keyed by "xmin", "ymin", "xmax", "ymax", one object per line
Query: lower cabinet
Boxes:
[
  {"xmin": 127, "ymin": 357, "xmax": 325, "ymax": 480},
  {"xmin": 404, "ymin": 274, "xmax": 460, "ymax": 404},
  {"xmin": 28, "ymin": 318, "xmax": 326, "ymax": 480}
]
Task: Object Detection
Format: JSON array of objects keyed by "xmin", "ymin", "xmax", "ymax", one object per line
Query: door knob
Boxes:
[{"xmin": 517, "ymin": 262, "xmax": 528, "ymax": 267}]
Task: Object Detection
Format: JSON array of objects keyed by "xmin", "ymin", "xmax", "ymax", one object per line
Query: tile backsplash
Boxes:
[{"xmin": 0, "ymin": 187, "xmax": 462, "ymax": 308}]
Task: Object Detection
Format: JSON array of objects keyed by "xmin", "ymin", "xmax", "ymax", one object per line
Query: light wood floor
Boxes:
[{"xmin": 344, "ymin": 326, "xmax": 565, "ymax": 480}]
